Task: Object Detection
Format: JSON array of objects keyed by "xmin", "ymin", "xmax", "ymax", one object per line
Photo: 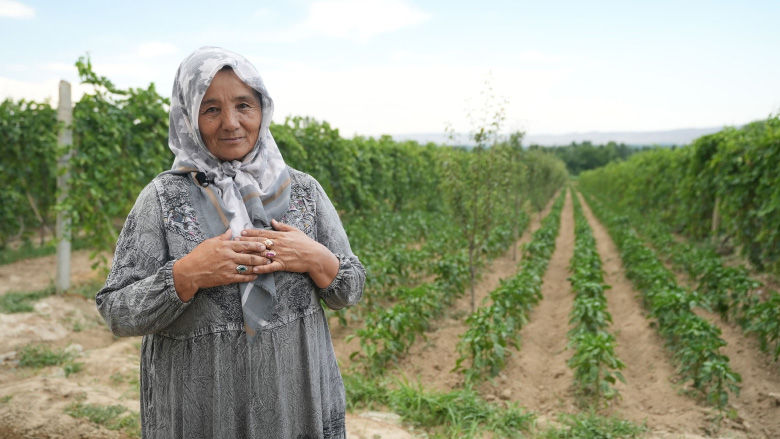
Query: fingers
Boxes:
[
  {"xmin": 271, "ymin": 218, "xmax": 296, "ymax": 232},
  {"xmin": 239, "ymin": 220, "xmax": 299, "ymax": 238},
  {"xmin": 252, "ymin": 259, "xmax": 284, "ymax": 275},
  {"xmin": 235, "ymin": 253, "xmax": 270, "ymax": 267},
  {"xmin": 233, "ymin": 273, "xmax": 259, "ymax": 283},
  {"xmin": 231, "ymin": 240, "xmax": 266, "ymax": 253}
]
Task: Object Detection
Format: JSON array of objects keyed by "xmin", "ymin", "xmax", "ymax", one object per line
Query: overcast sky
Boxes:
[{"xmin": 1, "ymin": 0, "xmax": 779, "ymax": 138}]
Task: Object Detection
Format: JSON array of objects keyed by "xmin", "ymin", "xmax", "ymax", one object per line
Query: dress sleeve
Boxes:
[
  {"xmin": 95, "ymin": 182, "xmax": 192, "ymax": 336},
  {"xmin": 312, "ymin": 179, "xmax": 365, "ymax": 310}
]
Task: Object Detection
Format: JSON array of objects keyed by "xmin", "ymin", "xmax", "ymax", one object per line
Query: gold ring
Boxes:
[{"xmin": 263, "ymin": 239, "xmax": 273, "ymax": 247}]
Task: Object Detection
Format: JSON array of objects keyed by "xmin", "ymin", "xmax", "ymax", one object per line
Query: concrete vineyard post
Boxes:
[{"xmin": 56, "ymin": 80, "xmax": 72, "ymax": 293}]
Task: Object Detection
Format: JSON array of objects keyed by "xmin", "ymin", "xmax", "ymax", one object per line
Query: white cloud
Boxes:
[
  {"xmin": 292, "ymin": 0, "xmax": 429, "ymax": 40},
  {"xmin": 0, "ymin": 76, "xmax": 93, "ymax": 107},
  {"xmin": 135, "ymin": 42, "xmax": 178, "ymax": 58},
  {"xmin": 42, "ymin": 62, "xmax": 75, "ymax": 73},
  {"xmin": 263, "ymin": 61, "xmax": 566, "ymax": 137},
  {"xmin": 0, "ymin": 0, "xmax": 33, "ymax": 18}
]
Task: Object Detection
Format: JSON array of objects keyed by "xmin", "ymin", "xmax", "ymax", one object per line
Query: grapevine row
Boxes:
[{"xmin": 578, "ymin": 116, "xmax": 780, "ymax": 274}]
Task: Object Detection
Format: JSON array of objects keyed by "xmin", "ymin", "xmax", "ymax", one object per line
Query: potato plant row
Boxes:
[
  {"xmin": 584, "ymin": 195, "xmax": 780, "ymax": 363},
  {"xmin": 582, "ymin": 193, "xmax": 741, "ymax": 408},
  {"xmin": 567, "ymin": 192, "xmax": 625, "ymax": 406},
  {"xmin": 350, "ymin": 215, "xmax": 530, "ymax": 377},
  {"xmin": 455, "ymin": 190, "xmax": 566, "ymax": 384}
]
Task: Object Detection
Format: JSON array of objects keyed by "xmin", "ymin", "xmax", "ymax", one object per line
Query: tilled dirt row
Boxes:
[
  {"xmin": 377, "ymin": 191, "xmax": 560, "ymax": 391},
  {"xmin": 577, "ymin": 193, "xmax": 719, "ymax": 437},
  {"xmin": 476, "ymin": 190, "xmax": 577, "ymax": 414}
]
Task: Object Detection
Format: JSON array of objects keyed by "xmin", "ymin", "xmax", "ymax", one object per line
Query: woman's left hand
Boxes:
[{"xmin": 239, "ymin": 219, "xmax": 339, "ymax": 288}]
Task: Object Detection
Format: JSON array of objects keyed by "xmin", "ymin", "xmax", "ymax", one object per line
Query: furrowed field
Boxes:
[{"xmin": 1, "ymin": 62, "xmax": 779, "ymax": 438}]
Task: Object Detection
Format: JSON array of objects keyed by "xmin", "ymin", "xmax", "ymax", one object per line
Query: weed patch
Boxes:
[
  {"xmin": 65, "ymin": 400, "xmax": 140, "ymax": 438},
  {"xmin": 0, "ymin": 286, "xmax": 55, "ymax": 313},
  {"xmin": 541, "ymin": 413, "xmax": 646, "ymax": 438},
  {"xmin": 17, "ymin": 344, "xmax": 83, "ymax": 376}
]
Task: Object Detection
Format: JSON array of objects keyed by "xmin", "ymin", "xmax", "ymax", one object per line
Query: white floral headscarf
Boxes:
[{"xmin": 169, "ymin": 46, "xmax": 290, "ymax": 333}]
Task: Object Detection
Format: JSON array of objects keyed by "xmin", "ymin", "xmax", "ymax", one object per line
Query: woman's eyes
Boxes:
[{"xmin": 201, "ymin": 102, "xmax": 255, "ymax": 114}]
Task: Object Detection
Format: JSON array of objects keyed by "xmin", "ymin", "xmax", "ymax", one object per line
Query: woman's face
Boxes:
[{"xmin": 198, "ymin": 68, "xmax": 262, "ymax": 161}]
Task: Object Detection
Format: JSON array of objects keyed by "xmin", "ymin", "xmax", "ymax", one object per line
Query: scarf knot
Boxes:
[{"xmin": 219, "ymin": 160, "xmax": 242, "ymax": 177}]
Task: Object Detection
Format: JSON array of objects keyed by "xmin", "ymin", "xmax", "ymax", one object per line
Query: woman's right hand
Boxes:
[{"xmin": 172, "ymin": 229, "xmax": 269, "ymax": 302}]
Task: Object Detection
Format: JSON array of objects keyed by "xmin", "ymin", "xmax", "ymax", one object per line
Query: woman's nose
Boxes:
[{"xmin": 221, "ymin": 109, "xmax": 240, "ymax": 129}]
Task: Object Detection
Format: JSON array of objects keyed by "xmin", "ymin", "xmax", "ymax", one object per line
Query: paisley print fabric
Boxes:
[{"xmin": 96, "ymin": 168, "xmax": 365, "ymax": 438}]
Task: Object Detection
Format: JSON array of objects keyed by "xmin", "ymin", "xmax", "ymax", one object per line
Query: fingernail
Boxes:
[{"xmin": 241, "ymin": 230, "xmax": 247, "ymax": 236}]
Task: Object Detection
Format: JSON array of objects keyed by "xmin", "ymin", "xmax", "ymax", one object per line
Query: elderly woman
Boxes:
[{"xmin": 96, "ymin": 47, "xmax": 364, "ymax": 438}]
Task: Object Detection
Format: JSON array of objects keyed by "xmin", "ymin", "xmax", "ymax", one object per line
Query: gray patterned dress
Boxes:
[{"xmin": 96, "ymin": 167, "xmax": 364, "ymax": 438}]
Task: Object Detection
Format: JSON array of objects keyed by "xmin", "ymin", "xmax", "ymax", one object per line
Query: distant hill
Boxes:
[{"xmin": 392, "ymin": 126, "xmax": 726, "ymax": 147}]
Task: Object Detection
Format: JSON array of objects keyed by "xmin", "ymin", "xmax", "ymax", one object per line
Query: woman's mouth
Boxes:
[{"xmin": 221, "ymin": 137, "xmax": 244, "ymax": 143}]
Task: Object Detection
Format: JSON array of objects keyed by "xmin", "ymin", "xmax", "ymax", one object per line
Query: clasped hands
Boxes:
[{"xmin": 172, "ymin": 219, "xmax": 338, "ymax": 302}]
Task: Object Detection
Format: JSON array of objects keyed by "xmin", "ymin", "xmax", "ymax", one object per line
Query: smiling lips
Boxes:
[{"xmin": 220, "ymin": 136, "xmax": 244, "ymax": 143}]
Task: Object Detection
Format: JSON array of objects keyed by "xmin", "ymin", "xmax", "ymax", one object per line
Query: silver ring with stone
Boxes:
[
  {"xmin": 263, "ymin": 239, "xmax": 274, "ymax": 248},
  {"xmin": 236, "ymin": 264, "xmax": 248, "ymax": 274}
]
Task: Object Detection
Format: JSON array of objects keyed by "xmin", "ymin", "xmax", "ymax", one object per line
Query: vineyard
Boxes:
[{"xmin": 1, "ymin": 62, "xmax": 780, "ymax": 438}]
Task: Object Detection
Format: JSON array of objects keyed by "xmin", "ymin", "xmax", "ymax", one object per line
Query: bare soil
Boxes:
[{"xmin": 2, "ymin": 191, "xmax": 779, "ymax": 438}]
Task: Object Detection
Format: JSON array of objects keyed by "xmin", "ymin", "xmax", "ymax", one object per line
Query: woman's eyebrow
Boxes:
[
  {"xmin": 200, "ymin": 95, "xmax": 258, "ymax": 108},
  {"xmin": 200, "ymin": 97, "xmax": 219, "ymax": 107},
  {"xmin": 234, "ymin": 94, "xmax": 259, "ymax": 103}
]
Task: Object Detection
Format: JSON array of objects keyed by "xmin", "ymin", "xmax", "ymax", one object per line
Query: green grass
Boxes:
[
  {"xmin": 0, "ymin": 395, "xmax": 12, "ymax": 403},
  {"xmin": 17, "ymin": 344, "xmax": 83, "ymax": 376},
  {"xmin": 110, "ymin": 370, "xmax": 141, "ymax": 400},
  {"xmin": 0, "ymin": 279, "xmax": 105, "ymax": 314},
  {"xmin": 68, "ymin": 279, "xmax": 105, "ymax": 300},
  {"xmin": 65, "ymin": 400, "xmax": 141, "ymax": 438},
  {"xmin": 0, "ymin": 237, "xmax": 90, "ymax": 265},
  {"xmin": 18, "ymin": 344, "xmax": 74, "ymax": 368},
  {"xmin": 63, "ymin": 361, "xmax": 84, "ymax": 377},
  {"xmin": 344, "ymin": 373, "xmax": 534, "ymax": 438},
  {"xmin": 0, "ymin": 285, "xmax": 55, "ymax": 313},
  {"xmin": 540, "ymin": 413, "xmax": 646, "ymax": 439}
]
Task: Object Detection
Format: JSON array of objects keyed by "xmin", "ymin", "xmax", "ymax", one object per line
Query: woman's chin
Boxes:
[{"xmin": 213, "ymin": 145, "xmax": 252, "ymax": 161}]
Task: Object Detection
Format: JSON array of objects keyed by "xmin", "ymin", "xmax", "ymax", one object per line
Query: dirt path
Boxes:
[
  {"xmin": 477, "ymin": 189, "xmax": 576, "ymax": 414},
  {"xmin": 0, "ymin": 250, "xmax": 109, "ymax": 295},
  {"xmin": 577, "ymin": 193, "xmax": 721, "ymax": 437},
  {"xmin": 649, "ymin": 229, "xmax": 780, "ymax": 438},
  {"xmin": 698, "ymin": 307, "xmax": 780, "ymax": 438},
  {"xmin": 382, "ymin": 194, "xmax": 560, "ymax": 392}
]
